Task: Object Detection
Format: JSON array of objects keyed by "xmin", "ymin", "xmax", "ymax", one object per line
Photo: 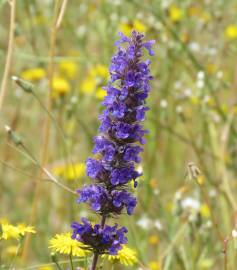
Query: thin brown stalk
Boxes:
[
  {"xmin": 56, "ymin": 0, "xmax": 68, "ymax": 29},
  {"xmin": 21, "ymin": 0, "xmax": 61, "ymax": 263},
  {"xmin": 0, "ymin": 0, "xmax": 16, "ymax": 110}
]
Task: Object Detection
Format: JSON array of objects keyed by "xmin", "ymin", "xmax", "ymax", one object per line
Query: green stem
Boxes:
[{"xmin": 69, "ymin": 250, "xmax": 74, "ymax": 270}]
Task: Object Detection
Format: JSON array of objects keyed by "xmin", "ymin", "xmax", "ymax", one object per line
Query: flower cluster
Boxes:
[
  {"xmin": 72, "ymin": 218, "xmax": 127, "ymax": 255},
  {"xmin": 72, "ymin": 31, "xmax": 154, "ymax": 256}
]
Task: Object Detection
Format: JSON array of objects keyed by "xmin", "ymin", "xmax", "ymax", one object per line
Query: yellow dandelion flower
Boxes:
[
  {"xmin": 133, "ymin": 19, "xmax": 147, "ymax": 33},
  {"xmin": 0, "ymin": 220, "xmax": 35, "ymax": 240},
  {"xmin": 200, "ymin": 203, "xmax": 210, "ymax": 218},
  {"xmin": 225, "ymin": 25, "xmax": 237, "ymax": 40},
  {"xmin": 49, "ymin": 232, "xmax": 88, "ymax": 257},
  {"xmin": 37, "ymin": 267, "xmax": 54, "ymax": 270},
  {"xmin": 81, "ymin": 76, "xmax": 97, "ymax": 94},
  {"xmin": 96, "ymin": 87, "xmax": 107, "ymax": 100},
  {"xmin": 119, "ymin": 22, "xmax": 133, "ymax": 36},
  {"xmin": 197, "ymin": 175, "xmax": 205, "ymax": 185},
  {"xmin": 52, "ymin": 163, "xmax": 85, "ymax": 181},
  {"xmin": 21, "ymin": 68, "xmax": 46, "ymax": 81},
  {"xmin": 59, "ymin": 61, "xmax": 78, "ymax": 79},
  {"xmin": 149, "ymin": 235, "xmax": 159, "ymax": 245},
  {"xmin": 168, "ymin": 5, "xmax": 184, "ymax": 23},
  {"xmin": 102, "ymin": 245, "xmax": 138, "ymax": 266},
  {"xmin": 52, "ymin": 76, "xmax": 70, "ymax": 97},
  {"xmin": 148, "ymin": 261, "xmax": 161, "ymax": 270},
  {"xmin": 16, "ymin": 223, "xmax": 36, "ymax": 236},
  {"xmin": 94, "ymin": 65, "xmax": 108, "ymax": 78}
]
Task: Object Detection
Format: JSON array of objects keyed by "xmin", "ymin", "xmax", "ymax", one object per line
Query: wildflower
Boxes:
[
  {"xmin": 71, "ymin": 31, "xmax": 154, "ymax": 269},
  {"xmin": 96, "ymin": 87, "xmax": 107, "ymax": 100},
  {"xmin": 0, "ymin": 220, "xmax": 35, "ymax": 240},
  {"xmin": 71, "ymin": 218, "xmax": 127, "ymax": 255},
  {"xmin": 81, "ymin": 65, "xmax": 108, "ymax": 100},
  {"xmin": 52, "ymin": 163, "xmax": 85, "ymax": 181},
  {"xmin": 168, "ymin": 5, "xmax": 184, "ymax": 23},
  {"xmin": 59, "ymin": 61, "xmax": 78, "ymax": 79},
  {"xmin": 21, "ymin": 68, "xmax": 46, "ymax": 81},
  {"xmin": 149, "ymin": 235, "xmax": 159, "ymax": 245},
  {"xmin": 200, "ymin": 204, "xmax": 210, "ymax": 218},
  {"xmin": 49, "ymin": 232, "xmax": 88, "ymax": 257},
  {"xmin": 72, "ymin": 30, "xmax": 154, "ymax": 267},
  {"xmin": 52, "ymin": 76, "xmax": 70, "ymax": 97},
  {"xmin": 148, "ymin": 261, "xmax": 161, "ymax": 270},
  {"xmin": 119, "ymin": 20, "xmax": 147, "ymax": 36},
  {"xmin": 81, "ymin": 76, "xmax": 97, "ymax": 94},
  {"xmin": 225, "ymin": 24, "xmax": 237, "ymax": 40},
  {"xmin": 102, "ymin": 245, "xmax": 138, "ymax": 266},
  {"xmin": 37, "ymin": 267, "xmax": 54, "ymax": 270}
]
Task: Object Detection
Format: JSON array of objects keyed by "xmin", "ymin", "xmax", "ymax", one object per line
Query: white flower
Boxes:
[
  {"xmin": 184, "ymin": 88, "xmax": 192, "ymax": 97},
  {"xmin": 188, "ymin": 42, "xmax": 200, "ymax": 52},
  {"xmin": 196, "ymin": 80, "xmax": 205, "ymax": 89},
  {"xmin": 176, "ymin": 106, "xmax": 183, "ymax": 114},
  {"xmin": 181, "ymin": 197, "xmax": 200, "ymax": 210},
  {"xmin": 154, "ymin": 219, "xmax": 163, "ymax": 231},
  {"xmin": 232, "ymin": 229, "xmax": 237, "ymax": 238},
  {"xmin": 136, "ymin": 215, "xmax": 152, "ymax": 230},
  {"xmin": 197, "ymin": 71, "xmax": 205, "ymax": 80},
  {"xmin": 160, "ymin": 99, "xmax": 168, "ymax": 108}
]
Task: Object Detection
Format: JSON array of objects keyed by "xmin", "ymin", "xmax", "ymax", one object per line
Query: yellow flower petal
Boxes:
[
  {"xmin": 21, "ymin": 68, "xmax": 46, "ymax": 81},
  {"xmin": 148, "ymin": 261, "xmax": 161, "ymax": 270},
  {"xmin": 96, "ymin": 87, "xmax": 107, "ymax": 100},
  {"xmin": 102, "ymin": 245, "xmax": 138, "ymax": 266},
  {"xmin": 49, "ymin": 232, "xmax": 89, "ymax": 257},
  {"xmin": 52, "ymin": 76, "xmax": 70, "ymax": 97},
  {"xmin": 59, "ymin": 61, "xmax": 78, "ymax": 79},
  {"xmin": 169, "ymin": 5, "xmax": 184, "ymax": 22},
  {"xmin": 52, "ymin": 163, "xmax": 85, "ymax": 181},
  {"xmin": 225, "ymin": 25, "xmax": 237, "ymax": 40}
]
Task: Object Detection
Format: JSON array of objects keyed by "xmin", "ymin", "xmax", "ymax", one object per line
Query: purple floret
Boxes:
[{"xmin": 71, "ymin": 218, "xmax": 127, "ymax": 255}]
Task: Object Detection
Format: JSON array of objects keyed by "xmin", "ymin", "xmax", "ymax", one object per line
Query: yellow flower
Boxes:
[
  {"xmin": 148, "ymin": 261, "xmax": 161, "ymax": 270},
  {"xmin": 37, "ymin": 267, "xmax": 54, "ymax": 270},
  {"xmin": 149, "ymin": 235, "xmax": 159, "ymax": 245},
  {"xmin": 21, "ymin": 68, "xmax": 46, "ymax": 81},
  {"xmin": 200, "ymin": 203, "xmax": 211, "ymax": 218},
  {"xmin": 168, "ymin": 5, "xmax": 184, "ymax": 22},
  {"xmin": 16, "ymin": 223, "xmax": 36, "ymax": 236},
  {"xmin": 119, "ymin": 22, "xmax": 133, "ymax": 36},
  {"xmin": 133, "ymin": 19, "xmax": 147, "ymax": 33},
  {"xmin": 81, "ymin": 65, "xmax": 108, "ymax": 98},
  {"xmin": 52, "ymin": 76, "xmax": 70, "ymax": 97},
  {"xmin": 94, "ymin": 65, "xmax": 108, "ymax": 78},
  {"xmin": 59, "ymin": 61, "xmax": 78, "ymax": 79},
  {"xmin": 96, "ymin": 87, "xmax": 107, "ymax": 100},
  {"xmin": 0, "ymin": 220, "xmax": 35, "ymax": 240},
  {"xmin": 119, "ymin": 20, "xmax": 147, "ymax": 36},
  {"xmin": 197, "ymin": 175, "xmax": 205, "ymax": 185},
  {"xmin": 225, "ymin": 25, "xmax": 237, "ymax": 40},
  {"xmin": 81, "ymin": 76, "xmax": 97, "ymax": 94},
  {"xmin": 102, "ymin": 245, "xmax": 138, "ymax": 266},
  {"xmin": 52, "ymin": 163, "xmax": 85, "ymax": 181},
  {"xmin": 49, "ymin": 232, "xmax": 88, "ymax": 257}
]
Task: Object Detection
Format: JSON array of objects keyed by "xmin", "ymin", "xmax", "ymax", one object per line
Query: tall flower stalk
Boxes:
[{"xmin": 71, "ymin": 31, "xmax": 155, "ymax": 270}]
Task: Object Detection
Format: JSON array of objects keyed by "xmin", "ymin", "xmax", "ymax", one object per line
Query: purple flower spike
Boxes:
[{"xmin": 72, "ymin": 31, "xmax": 154, "ymax": 257}]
